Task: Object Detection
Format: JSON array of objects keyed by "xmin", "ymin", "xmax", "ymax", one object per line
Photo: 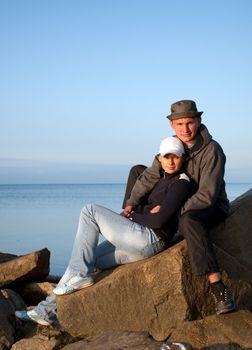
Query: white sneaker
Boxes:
[
  {"xmin": 53, "ymin": 274, "xmax": 94, "ymax": 295},
  {"xmin": 15, "ymin": 309, "xmax": 52, "ymax": 326}
]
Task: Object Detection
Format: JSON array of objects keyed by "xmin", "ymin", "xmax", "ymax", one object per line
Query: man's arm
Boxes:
[
  {"xmin": 125, "ymin": 156, "xmax": 162, "ymax": 207},
  {"xmin": 182, "ymin": 142, "xmax": 227, "ymax": 214}
]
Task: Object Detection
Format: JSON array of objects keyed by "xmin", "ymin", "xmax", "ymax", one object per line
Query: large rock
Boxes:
[
  {"xmin": 169, "ymin": 310, "xmax": 252, "ymax": 349},
  {"xmin": 0, "ymin": 248, "xmax": 50, "ymax": 288},
  {"xmin": 0, "ymin": 289, "xmax": 26, "ymax": 350},
  {"xmin": 56, "ymin": 190, "xmax": 252, "ymax": 340},
  {"xmin": 15, "ymin": 281, "xmax": 55, "ymax": 306},
  {"xmin": 0, "ymin": 253, "xmax": 18, "ymax": 264},
  {"xmin": 56, "ymin": 311, "xmax": 252, "ymax": 350},
  {"xmin": 60, "ymin": 332, "xmax": 165, "ymax": 350},
  {"xmin": 11, "ymin": 337, "xmax": 58, "ymax": 350},
  {"xmin": 0, "ymin": 292, "xmax": 14, "ymax": 350},
  {"xmin": 211, "ymin": 189, "xmax": 252, "ymax": 274},
  {"xmin": 57, "ymin": 242, "xmax": 190, "ymax": 340},
  {"xmin": 11, "ymin": 327, "xmax": 78, "ymax": 350}
]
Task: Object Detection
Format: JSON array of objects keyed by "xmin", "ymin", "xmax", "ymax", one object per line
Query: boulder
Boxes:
[
  {"xmin": 60, "ymin": 331, "xmax": 164, "ymax": 350},
  {"xmin": 11, "ymin": 337, "xmax": 58, "ymax": 350},
  {"xmin": 15, "ymin": 281, "xmax": 55, "ymax": 306},
  {"xmin": 1, "ymin": 289, "xmax": 26, "ymax": 312},
  {"xmin": 0, "ymin": 248, "xmax": 50, "ymax": 288},
  {"xmin": 169, "ymin": 310, "xmax": 252, "ymax": 349},
  {"xmin": 11, "ymin": 327, "xmax": 78, "ymax": 350},
  {"xmin": 56, "ymin": 190, "xmax": 252, "ymax": 340},
  {"xmin": 56, "ymin": 242, "xmax": 252, "ymax": 341},
  {"xmin": 211, "ymin": 189, "xmax": 252, "ymax": 276},
  {"xmin": 0, "ymin": 253, "xmax": 18, "ymax": 264},
  {"xmin": 55, "ymin": 309, "xmax": 252, "ymax": 350},
  {"xmin": 57, "ymin": 242, "xmax": 189, "ymax": 340},
  {"xmin": 0, "ymin": 289, "xmax": 25, "ymax": 350}
]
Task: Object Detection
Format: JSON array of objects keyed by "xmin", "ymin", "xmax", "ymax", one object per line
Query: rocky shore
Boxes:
[{"xmin": 1, "ymin": 189, "xmax": 252, "ymax": 350}]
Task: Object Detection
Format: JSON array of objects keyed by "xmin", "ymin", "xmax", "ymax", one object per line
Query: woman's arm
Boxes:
[{"xmin": 131, "ymin": 177, "xmax": 191, "ymax": 229}]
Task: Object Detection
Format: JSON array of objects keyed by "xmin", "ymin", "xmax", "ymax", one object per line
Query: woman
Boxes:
[{"xmin": 16, "ymin": 136, "xmax": 192, "ymax": 326}]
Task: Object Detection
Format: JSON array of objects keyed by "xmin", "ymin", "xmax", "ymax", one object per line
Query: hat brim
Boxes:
[
  {"xmin": 166, "ymin": 111, "xmax": 203, "ymax": 120},
  {"xmin": 159, "ymin": 151, "xmax": 184, "ymax": 157}
]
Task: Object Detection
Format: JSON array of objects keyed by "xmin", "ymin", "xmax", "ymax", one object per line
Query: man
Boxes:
[{"xmin": 122, "ymin": 99, "xmax": 235, "ymax": 315}]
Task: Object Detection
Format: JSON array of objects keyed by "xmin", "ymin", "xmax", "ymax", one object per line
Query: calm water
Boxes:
[{"xmin": 0, "ymin": 183, "xmax": 251, "ymax": 275}]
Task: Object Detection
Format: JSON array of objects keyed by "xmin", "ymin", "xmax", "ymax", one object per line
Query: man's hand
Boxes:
[
  {"xmin": 150, "ymin": 205, "xmax": 161, "ymax": 214},
  {"xmin": 121, "ymin": 205, "xmax": 134, "ymax": 217}
]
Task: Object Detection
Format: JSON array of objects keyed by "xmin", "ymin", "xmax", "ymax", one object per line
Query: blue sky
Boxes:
[{"xmin": 0, "ymin": 0, "xmax": 251, "ymax": 183}]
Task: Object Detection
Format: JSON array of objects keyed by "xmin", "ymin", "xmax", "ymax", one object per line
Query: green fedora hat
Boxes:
[{"xmin": 167, "ymin": 100, "xmax": 203, "ymax": 120}]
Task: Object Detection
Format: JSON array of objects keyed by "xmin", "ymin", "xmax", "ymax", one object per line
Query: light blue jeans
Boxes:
[{"xmin": 34, "ymin": 204, "xmax": 165, "ymax": 319}]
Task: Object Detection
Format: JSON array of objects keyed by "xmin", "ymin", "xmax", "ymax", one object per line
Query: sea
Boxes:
[{"xmin": 0, "ymin": 183, "xmax": 251, "ymax": 276}]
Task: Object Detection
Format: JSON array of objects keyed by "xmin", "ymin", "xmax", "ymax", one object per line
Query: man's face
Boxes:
[{"xmin": 170, "ymin": 117, "xmax": 201, "ymax": 145}]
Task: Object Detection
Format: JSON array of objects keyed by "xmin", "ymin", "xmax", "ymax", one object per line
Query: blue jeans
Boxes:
[{"xmin": 34, "ymin": 204, "xmax": 165, "ymax": 319}]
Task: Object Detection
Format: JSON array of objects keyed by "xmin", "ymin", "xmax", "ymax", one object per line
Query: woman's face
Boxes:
[{"xmin": 158, "ymin": 153, "xmax": 183, "ymax": 174}]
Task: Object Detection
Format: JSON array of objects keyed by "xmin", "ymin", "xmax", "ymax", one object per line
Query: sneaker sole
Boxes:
[
  {"xmin": 27, "ymin": 311, "xmax": 51, "ymax": 326},
  {"xmin": 216, "ymin": 304, "xmax": 236, "ymax": 315},
  {"xmin": 31, "ymin": 318, "xmax": 51, "ymax": 326},
  {"xmin": 53, "ymin": 280, "xmax": 94, "ymax": 296}
]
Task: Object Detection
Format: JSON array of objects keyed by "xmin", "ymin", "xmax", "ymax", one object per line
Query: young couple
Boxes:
[{"xmin": 16, "ymin": 99, "xmax": 235, "ymax": 326}]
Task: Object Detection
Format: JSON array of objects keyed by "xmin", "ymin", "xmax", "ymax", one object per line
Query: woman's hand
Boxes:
[
  {"xmin": 150, "ymin": 205, "xmax": 161, "ymax": 214},
  {"xmin": 121, "ymin": 205, "xmax": 134, "ymax": 217}
]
